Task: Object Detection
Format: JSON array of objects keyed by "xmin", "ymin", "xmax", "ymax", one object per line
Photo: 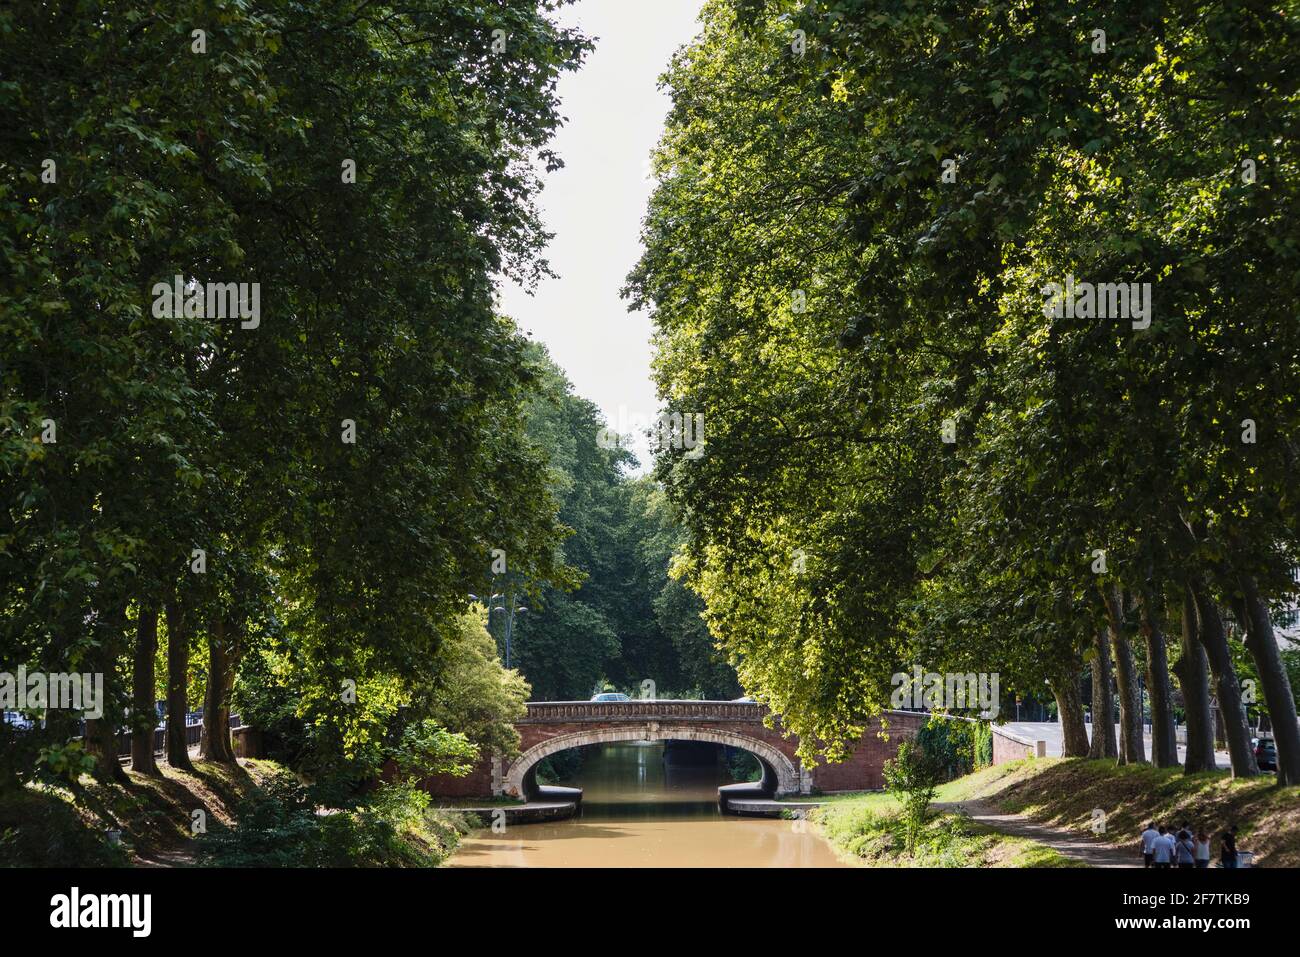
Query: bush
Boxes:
[
  {"xmin": 883, "ymin": 740, "xmax": 943, "ymax": 853},
  {"xmin": 391, "ymin": 720, "xmax": 478, "ymax": 780},
  {"xmin": 973, "ymin": 722, "xmax": 993, "ymax": 768},
  {"xmin": 917, "ymin": 717, "xmax": 993, "ymax": 780},
  {"xmin": 0, "ymin": 788, "xmax": 130, "ymax": 868},
  {"xmin": 196, "ymin": 773, "xmax": 469, "ymax": 867}
]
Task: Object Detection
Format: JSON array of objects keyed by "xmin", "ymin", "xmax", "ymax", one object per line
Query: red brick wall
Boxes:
[
  {"xmin": 420, "ymin": 761, "xmax": 494, "ymax": 798},
  {"xmin": 810, "ymin": 711, "xmax": 926, "ymax": 792}
]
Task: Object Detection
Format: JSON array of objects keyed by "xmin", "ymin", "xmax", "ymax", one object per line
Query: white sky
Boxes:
[{"xmin": 498, "ymin": 0, "xmax": 706, "ymax": 467}]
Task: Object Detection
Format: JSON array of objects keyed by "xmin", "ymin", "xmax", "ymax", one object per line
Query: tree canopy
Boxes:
[{"xmin": 628, "ymin": 0, "xmax": 1300, "ymax": 778}]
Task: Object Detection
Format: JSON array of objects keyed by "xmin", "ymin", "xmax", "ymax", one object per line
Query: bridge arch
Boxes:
[{"xmin": 503, "ymin": 726, "xmax": 802, "ymax": 799}]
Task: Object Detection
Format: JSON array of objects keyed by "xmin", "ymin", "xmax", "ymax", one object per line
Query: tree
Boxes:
[
  {"xmin": 1, "ymin": 0, "xmax": 590, "ymax": 789},
  {"xmin": 427, "ymin": 611, "xmax": 530, "ymax": 759},
  {"xmin": 628, "ymin": 0, "xmax": 1300, "ymax": 777}
]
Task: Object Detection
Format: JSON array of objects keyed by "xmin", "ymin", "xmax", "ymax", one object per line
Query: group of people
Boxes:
[{"xmin": 1140, "ymin": 822, "xmax": 1240, "ymax": 868}]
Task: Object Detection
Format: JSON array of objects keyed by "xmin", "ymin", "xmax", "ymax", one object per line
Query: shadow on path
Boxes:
[{"xmin": 936, "ymin": 799, "xmax": 1139, "ymax": 868}]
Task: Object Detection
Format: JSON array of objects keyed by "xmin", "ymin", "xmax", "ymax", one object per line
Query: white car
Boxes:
[{"xmin": 590, "ymin": 692, "xmax": 631, "ymax": 702}]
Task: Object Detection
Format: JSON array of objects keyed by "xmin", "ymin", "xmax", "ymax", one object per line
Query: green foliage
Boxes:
[
  {"xmin": 511, "ymin": 347, "xmax": 741, "ymax": 700},
  {"xmin": 815, "ymin": 801, "xmax": 1080, "ymax": 868},
  {"xmin": 725, "ymin": 748, "xmax": 762, "ymax": 784},
  {"xmin": 973, "ymin": 722, "xmax": 994, "ymax": 770},
  {"xmin": 390, "ymin": 721, "xmax": 478, "ymax": 781},
  {"xmin": 0, "ymin": 0, "xmax": 588, "ymax": 784},
  {"xmin": 534, "ymin": 747, "xmax": 585, "ymax": 785},
  {"xmin": 35, "ymin": 741, "xmax": 96, "ymax": 784},
  {"xmin": 427, "ymin": 611, "xmax": 530, "ymax": 759},
  {"xmin": 627, "ymin": 0, "xmax": 1300, "ymax": 768},
  {"xmin": 0, "ymin": 788, "xmax": 130, "ymax": 868},
  {"xmin": 196, "ymin": 774, "xmax": 468, "ymax": 867},
  {"xmin": 918, "ymin": 717, "xmax": 995, "ymax": 780},
  {"xmin": 236, "ymin": 609, "xmax": 527, "ymax": 788},
  {"xmin": 883, "ymin": 741, "xmax": 943, "ymax": 852}
]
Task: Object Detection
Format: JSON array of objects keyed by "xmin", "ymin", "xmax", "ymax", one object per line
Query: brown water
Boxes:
[{"xmin": 448, "ymin": 741, "xmax": 846, "ymax": 868}]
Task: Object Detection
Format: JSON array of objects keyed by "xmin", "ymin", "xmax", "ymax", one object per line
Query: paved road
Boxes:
[{"xmin": 1000, "ymin": 721, "xmax": 1233, "ymax": 766}]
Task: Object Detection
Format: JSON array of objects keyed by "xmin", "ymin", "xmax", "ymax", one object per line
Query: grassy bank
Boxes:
[
  {"xmin": 951, "ymin": 758, "xmax": 1300, "ymax": 866},
  {"xmin": 807, "ymin": 757, "xmax": 1300, "ymax": 867},
  {"xmin": 0, "ymin": 758, "xmax": 473, "ymax": 867},
  {"xmin": 814, "ymin": 799, "xmax": 1082, "ymax": 867}
]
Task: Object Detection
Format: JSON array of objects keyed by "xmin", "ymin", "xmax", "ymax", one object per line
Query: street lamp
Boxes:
[{"xmin": 491, "ymin": 602, "xmax": 528, "ymax": 669}]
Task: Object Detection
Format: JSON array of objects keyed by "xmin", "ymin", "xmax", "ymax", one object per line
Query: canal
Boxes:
[{"xmin": 447, "ymin": 741, "xmax": 846, "ymax": 867}]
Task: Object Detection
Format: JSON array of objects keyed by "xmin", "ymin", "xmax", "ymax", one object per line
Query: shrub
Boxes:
[
  {"xmin": 0, "ymin": 788, "xmax": 129, "ymax": 867},
  {"xmin": 196, "ymin": 773, "xmax": 468, "ymax": 867},
  {"xmin": 917, "ymin": 717, "xmax": 994, "ymax": 779},
  {"xmin": 883, "ymin": 740, "xmax": 943, "ymax": 853}
]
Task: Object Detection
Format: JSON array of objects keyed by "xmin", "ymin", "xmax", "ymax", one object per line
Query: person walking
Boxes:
[
  {"xmin": 1175, "ymin": 828, "xmax": 1195, "ymax": 869},
  {"xmin": 1220, "ymin": 824, "xmax": 1239, "ymax": 869},
  {"xmin": 1194, "ymin": 830, "xmax": 1211, "ymax": 868},
  {"xmin": 1140, "ymin": 822, "xmax": 1159, "ymax": 868},
  {"xmin": 1152, "ymin": 825, "xmax": 1174, "ymax": 869}
]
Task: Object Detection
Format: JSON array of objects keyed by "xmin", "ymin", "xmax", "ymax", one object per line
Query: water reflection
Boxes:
[{"xmin": 447, "ymin": 741, "xmax": 845, "ymax": 868}]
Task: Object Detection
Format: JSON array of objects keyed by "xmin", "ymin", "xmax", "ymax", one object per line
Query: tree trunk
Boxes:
[
  {"xmin": 163, "ymin": 591, "xmax": 194, "ymax": 771},
  {"xmin": 1088, "ymin": 628, "xmax": 1118, "ymax": 759},
  {"xmin": 1172, "ymin": 584, "xmax": 1216, "ymax": 773},
  {"xmin": 130, "ymin": 604, "xmax": 161, "ymax": 776},
  {"xmin": 1239, "ymin": 574, "xmax": 1300, "ymax": 785},
  {"xmin": 1189, "ymin": 579, "xmax": 1258, "ymax": 777},
  {"xmin": 1138, "ymin": 588, "xmax": 1178, "ymax": 767},
  {"xmin": 84, "ymin": 600, "xmax": 130, "ymax": 784},
  {"xmin": 1050, "ymin": 673, "xmax": 1090, "ymax": 757},
  {"xmin": 199, "ymin": 616, "xmax": 241, "ymax": 764},
  {"xmin": 1102, "ymin": 585, "xmax": 1146, "ymax": 764}
]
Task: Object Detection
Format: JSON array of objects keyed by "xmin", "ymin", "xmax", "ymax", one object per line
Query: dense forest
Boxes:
[{"xmin": 509, "ymin": 345, "xmax": 740, "ymax": 701}]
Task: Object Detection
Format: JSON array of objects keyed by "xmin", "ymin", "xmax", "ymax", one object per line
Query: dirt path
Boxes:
[
  {"xmin": 135, "ymin": 847, "xmax": 197, "ymax": 868},
  {"xmin": 936, "ymin": 799, "xmax": 1140, "ymax": 868}
]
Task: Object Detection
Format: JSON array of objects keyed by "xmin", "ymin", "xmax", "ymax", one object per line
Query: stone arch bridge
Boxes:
[{"xmin": 422, "ymin": 700, "xmax": 928, "ymax": 800}]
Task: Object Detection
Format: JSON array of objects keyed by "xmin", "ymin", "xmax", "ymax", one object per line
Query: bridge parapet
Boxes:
[{"xmin": 521, "ymin": 700, "xmax": 764, "ymax": 723}]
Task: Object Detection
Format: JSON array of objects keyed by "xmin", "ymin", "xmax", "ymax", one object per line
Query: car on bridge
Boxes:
[{"xmin": 590, "ymin": 692, "xmax": 631, "ymax": 702}]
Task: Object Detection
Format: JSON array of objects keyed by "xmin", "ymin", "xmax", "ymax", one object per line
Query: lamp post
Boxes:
[
  {"xmin": 480, "ymin": 590, "xmax": 525, "ymax": 670},
  {"xmin": 492, "ymin": 601, "xmax": 528, "ymax": 669},
  {"xmin": 469, "ymin": 591, "xmax": 528, "ymax": 668}
]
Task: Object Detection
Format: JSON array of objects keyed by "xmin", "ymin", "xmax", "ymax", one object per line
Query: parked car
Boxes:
[
  {"xmin": 1253, "ymin": 737, "xmax": 1277, "ymax": 772},
  {"xmin": 590, "ymin": 692, "xmax": 630, "ymax": 702},
  {"xmin": 2, "ymin": 711, "xmax": 35, "ymax": 730}
]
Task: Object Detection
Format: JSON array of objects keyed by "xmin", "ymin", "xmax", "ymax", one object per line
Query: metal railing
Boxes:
[{"xmin": 103, "ymin": 715, "xmax": 242, "ymax": 758}]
